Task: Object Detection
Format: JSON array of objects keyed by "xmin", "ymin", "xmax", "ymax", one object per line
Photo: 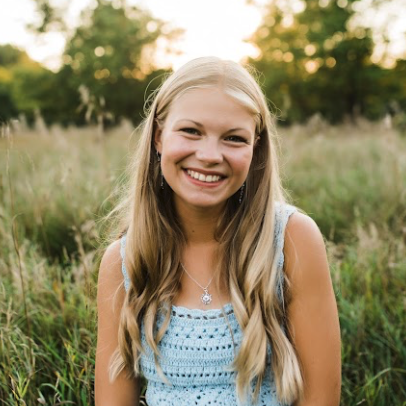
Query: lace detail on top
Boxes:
[
  {"xmin": 171, "ymin": 302, "xmax": 234, "ymax": 319},
  {"xmin": 140, "ymin": 303, "xmax": 283, "ymax": 406},
  {"xmin": 119, "ymin": 202, "xmax": 297, "ymax": 406}
]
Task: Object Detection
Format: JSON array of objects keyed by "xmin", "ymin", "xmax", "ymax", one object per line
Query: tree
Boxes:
[
  {"xmin": 249, "ymin": 0, "xmax": 404, "ymax": 123},
  {"xmin": 61, "ymin": 0, "xmax": 176, "ymax": 126},
  {"xmin": 0, "ymin": 45, "xmax": 49, "ymax": 124},
  {"xmin": 0, "ymin": 68, "xmax": 18, "ymax": 124},
  {"xmin": 1, "ymin": 0, "xmax": 177, "ymax": 126}
]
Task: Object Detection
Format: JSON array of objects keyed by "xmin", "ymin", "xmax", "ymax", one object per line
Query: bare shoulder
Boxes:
[
  {"xmin": 99, "ymin": 239, "xmax": 122, "ymax": 274},
  {"xmin": 95, "ymin": 239, "xmax": 140, "ymax": 406},
  {"xmin": 283, "ymin": 211, "xmax": 342, "ymax": 405},
  {"xmin": 285, "ymin": 211, "xmax": 325, "ymax": 250},
  {"xmin": 283, "ymin": 211, "xmax": 329, "ymax": 287},
  {"xmin": 97, "ymin": 239, "xmax": 126, "ymax": 314},
  {"xmin": 98, "ymin": 239, "xmax": 124, "ymax": 288}
]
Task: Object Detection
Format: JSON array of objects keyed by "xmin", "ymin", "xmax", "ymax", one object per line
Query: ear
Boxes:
[
  {"xmin": 154, "ymin": 122, "xmax": 163, "ymax": 153},
  {"xmin": 254, "ymin": 135, "xmax": 261, "ymax": 147}
]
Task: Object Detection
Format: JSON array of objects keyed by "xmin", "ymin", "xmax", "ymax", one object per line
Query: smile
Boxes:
[{"xmin": 185, "ymin": 169, "xmax": 224, "ymax": 183}]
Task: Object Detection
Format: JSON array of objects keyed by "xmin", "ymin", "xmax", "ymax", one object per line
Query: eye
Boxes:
[
  {"xmin": 225, "ymin": 135, "xmax": 247, "ymax": 143},
  {"xmin": 181, "ymin": 128, "xmax": 200, "ymax": 135}
]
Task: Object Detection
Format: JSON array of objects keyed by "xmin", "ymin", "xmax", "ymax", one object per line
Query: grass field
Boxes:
[{"xmin": 0, "ymin": 122, "xmax": 405, "ymax": 405}]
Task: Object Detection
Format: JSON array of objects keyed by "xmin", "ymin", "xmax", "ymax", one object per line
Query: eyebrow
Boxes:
[{"xmin": 175, "ymin": 119, "xmax": 252, "ymax": 134}]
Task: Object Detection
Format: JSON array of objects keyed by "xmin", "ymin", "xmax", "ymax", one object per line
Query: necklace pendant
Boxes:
[{"xmin": 201, "ymin": 289, "xmax": 212, "ymax": 305}]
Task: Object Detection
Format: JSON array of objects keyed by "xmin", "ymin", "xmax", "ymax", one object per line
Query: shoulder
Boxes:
[
  {"xmin": 283, "ymin": 211, "xmax": 330, "ymax": 294},
  {"xmin": 283, "ymin": 212, "xmax": 342, "ymax": 404},
  {"xmin": 99, "ymin": 239, "xmax": 122, "ymax": 277},
  {"xmin": 97, "ymin": 239, "xmax": 125, "ymax": 302},
  {"xmin": 284, "ymin": 211, "xmax": 324, "ymax": 249}
]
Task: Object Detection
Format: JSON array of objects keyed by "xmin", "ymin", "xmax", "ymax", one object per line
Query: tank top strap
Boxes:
[
  {"xmin": 274, "ymin": 201, "xmax": 298, "ymax": 305},
  {"xmin": 120, "ymin": 234, "xmax": 131, "ymax": 292}
]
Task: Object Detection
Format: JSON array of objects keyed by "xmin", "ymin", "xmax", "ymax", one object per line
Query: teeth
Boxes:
[{"xmin": 186, "ymin": 170, "xmax": 221, "ymax": 183}]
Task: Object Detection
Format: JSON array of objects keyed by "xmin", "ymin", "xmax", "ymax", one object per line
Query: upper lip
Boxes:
[{"xmin": 184, "ymin": 167, "xmax": 227, "ymax": 177}]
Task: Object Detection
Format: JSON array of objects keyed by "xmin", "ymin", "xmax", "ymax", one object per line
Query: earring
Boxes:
[
  {"xmin": 239, "ymin": 182, "xmax": 246, "ymax": 204},
  {"xmin": 156, "ymin": 151, "xmax": 164, "ymax": 189},
  {"xmin": 160, "ymin": 172, "xmax": 165, "ymax": 189}
]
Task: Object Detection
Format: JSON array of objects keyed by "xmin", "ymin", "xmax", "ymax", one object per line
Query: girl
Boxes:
[{"xmin": 95, "ymin": 57, "xmax": 341, "ymax": 406}]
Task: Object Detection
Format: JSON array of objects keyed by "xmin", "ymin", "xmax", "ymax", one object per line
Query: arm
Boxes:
[
  {"xmin": 284, "ymin": 213, "xmax": 341, "ymax": 406},
  {"xmin": 95, "ymin": 240, "xmax": 141, "ymax": 406}
]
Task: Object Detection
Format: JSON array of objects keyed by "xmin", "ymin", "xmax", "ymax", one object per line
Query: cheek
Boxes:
[
  {"xmin": 231, "ymin": 149, "xmax": 254, "ymax": 175},
  {"xmin": 160, "ymin": 136, "xmax": 192, "ymax": 169}
]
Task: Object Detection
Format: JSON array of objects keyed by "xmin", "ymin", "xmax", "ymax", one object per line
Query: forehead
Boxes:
[{"xmin": 164, "ymin": 87, "xmax": 256, "ymax": 134}]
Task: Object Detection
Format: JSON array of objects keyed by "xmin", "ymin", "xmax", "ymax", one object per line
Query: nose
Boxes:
[{"xmin": 195, "ymin": 136, "xmax": 223, "ymax": 165}]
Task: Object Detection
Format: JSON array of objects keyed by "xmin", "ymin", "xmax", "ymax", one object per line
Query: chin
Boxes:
[
  {"xmin": 189, "ymin": 200, "xmax": 225, "ymax": 209},
  {"xmin": 175, "ymin": 195, "xmax": 228, "ymax": 211}
]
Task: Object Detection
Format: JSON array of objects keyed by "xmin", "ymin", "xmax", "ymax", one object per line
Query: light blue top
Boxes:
[{"xmin": 120, "ymin": 203, "xmax": 297, "ymax": 406}]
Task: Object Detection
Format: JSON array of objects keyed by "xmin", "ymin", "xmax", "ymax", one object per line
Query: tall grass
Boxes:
[{"xmin": 0, "ymin": 123, "xmax": 405, "ymax": 405}]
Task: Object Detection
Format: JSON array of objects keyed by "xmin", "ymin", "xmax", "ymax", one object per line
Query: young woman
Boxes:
[{"xmin": 95, "ymin": 57, "xmax": 341, "ymax": 406}]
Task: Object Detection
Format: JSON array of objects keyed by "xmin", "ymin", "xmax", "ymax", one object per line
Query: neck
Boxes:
[{"xmin": 175, "ymin": 199, "xmax": 225, "ymax": 244}]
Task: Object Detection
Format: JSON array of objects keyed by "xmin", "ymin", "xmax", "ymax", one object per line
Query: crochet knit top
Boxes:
[{"xmin": 120, "ymin": 203, "xmax": 297, "ymax": 406}]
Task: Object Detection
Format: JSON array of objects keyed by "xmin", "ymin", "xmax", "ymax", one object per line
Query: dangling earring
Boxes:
[
  {"xmin": 160, "ymin": 173, "xmax": 165, "ymax": 190},
  {"xmin": 239, "ymin": 182, "xmax": 246, "ymax": 204},
  {"xmin": 156, "ymin": 150, "xmax": 165, "ymax": 190}
]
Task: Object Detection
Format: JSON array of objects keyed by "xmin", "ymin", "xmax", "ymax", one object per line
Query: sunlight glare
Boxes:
[
  {"xmin": 0, "ymin": 0, "xmax": 405, "ymax": 70},
  {"xmin": 136, "ymin": 0, "xmax": 262, "ymax": 68}
]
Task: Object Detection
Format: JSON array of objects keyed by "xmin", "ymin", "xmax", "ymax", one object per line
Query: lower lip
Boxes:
[{"xmin": 183, "ymin": 170, "xmax": 225, "ymax": 187}]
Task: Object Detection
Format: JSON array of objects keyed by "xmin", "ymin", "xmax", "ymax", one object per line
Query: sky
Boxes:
[
  {"xmin": 0, "ymin": 0, "xmax": 405, "ymax": 71},
  {"xmin": 0, "ymin": 0, "xmax": 265, "ymax": 70}
]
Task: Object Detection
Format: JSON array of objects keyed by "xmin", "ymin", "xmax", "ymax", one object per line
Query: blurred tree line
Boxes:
[
  {"xmin": 249, "ymin": 0, "xmax": 406, "ymax": 124},
  {"xmin": 0, "ymin": 0, "xmax": 173, "ymax": 127},
  {"xmin": 0, "ymin": 0, "xmax": 405, "ymax": 128}
]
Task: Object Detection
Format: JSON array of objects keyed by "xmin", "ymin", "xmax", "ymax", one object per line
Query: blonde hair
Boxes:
[{"xmin": 104, "ymin": 56, "xmax": 304, "ymax": 404}]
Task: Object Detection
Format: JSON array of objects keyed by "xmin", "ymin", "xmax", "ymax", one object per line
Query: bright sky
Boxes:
[
  {"xmin": 0, "ymin": 0, "xmax": 405, "ymax": 71},
  {"xmin": 0, "ymin": 0, "xmax": 264, "ymax": 70}
]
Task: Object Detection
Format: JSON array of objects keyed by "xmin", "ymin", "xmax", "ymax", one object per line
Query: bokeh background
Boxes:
[{"xmin": 0, "ymin": 0, "xmax": 405, "ymax": 405}]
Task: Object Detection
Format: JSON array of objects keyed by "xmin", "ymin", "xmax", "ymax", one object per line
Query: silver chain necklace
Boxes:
[{"xmin": 180, "ymin": 263, "xmax": 216, "ymax": 305}]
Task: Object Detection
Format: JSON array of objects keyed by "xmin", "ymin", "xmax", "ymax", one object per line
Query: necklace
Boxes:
[{"xmin": 180, "ymin": 263, "xmax": 216, "ymax": 305}]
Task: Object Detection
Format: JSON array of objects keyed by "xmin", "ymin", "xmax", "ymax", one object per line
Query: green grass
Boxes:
[{"xmin": 0, "ymin": 123, "xmax": 405, "ymax": 405}]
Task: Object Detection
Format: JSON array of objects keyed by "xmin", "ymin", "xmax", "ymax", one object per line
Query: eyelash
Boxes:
[
  {"xmin": 225, "ymin": 135, "xmax": 247, "ymax": 143},
  {"xmin": 181, "ymin": 128, "xmax": 200, "ymax": 135},
  {"xmin": 180, "ymin": 128, "xmax": 247, "ymax": 143}
]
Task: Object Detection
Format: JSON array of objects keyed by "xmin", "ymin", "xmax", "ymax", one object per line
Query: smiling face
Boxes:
[{"xmin": 154, "ymin": 87, "xmax": 257, "ymax": 214}]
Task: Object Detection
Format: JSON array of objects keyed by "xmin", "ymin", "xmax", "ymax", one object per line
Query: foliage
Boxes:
[
  {"xmin": 0, "ymin": 44, "xmax": 30, "ymax": 67},
  {"xmin": 249, "ymin": 0, "xmax": 406, "ymax": 123},
  {"xmin": 0, "ymin": 46, "xmax": 44, "ymax": 123},
  {"xmin": 0, "ymin": 1, "xmax": 174, "ymax": 126},
  {"xmin": 10, "ymin": 65, "xmax": 57, "ymax": 125},
  {"xmin": 0, "ymin": 124, "xmax": 405, "ymax": 405},
  {"xmin": 2, "ymin": 0, "xmax": 406, "ymax": 125},
  {"xmin": 0, "ymin": 68, "xmax": 18, "ymax": 123},
  {"xmin": 61, "ymin": 0, "xmax": 174, "ymax": 125},
  {"xmin": 28, "ymin": 0, "xmax": 66, "ymax": 33}
]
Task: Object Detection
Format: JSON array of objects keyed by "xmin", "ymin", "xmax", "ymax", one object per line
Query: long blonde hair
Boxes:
[{"xmin": 104, "ymin": 56, "xmax": 303, "ymax": 404}]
